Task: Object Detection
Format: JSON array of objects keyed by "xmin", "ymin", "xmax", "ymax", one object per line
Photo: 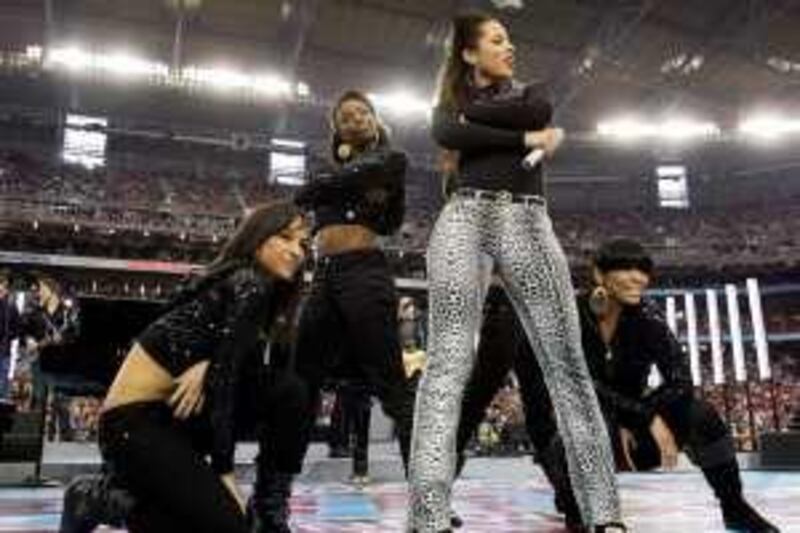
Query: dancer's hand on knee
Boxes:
[
  {"xmin": 649, "ymin": 415, "xmax": 679, "ymax": 469},
  {"xmin": 619, "ymin": 427, "xmax": 637, "ymax": 471},
  {"xmin": 169, "ymin": 360, "xmax": 209, "ymax": 419}
]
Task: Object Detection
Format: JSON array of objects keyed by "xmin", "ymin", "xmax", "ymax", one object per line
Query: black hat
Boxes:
[{"xmin": 592, "ymin": 239, "xmax": 654, "ymax": 275}]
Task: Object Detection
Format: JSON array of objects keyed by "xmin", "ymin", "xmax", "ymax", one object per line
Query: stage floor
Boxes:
[{"xmin": 0, "ymin": 466, "xmax": 797, "ymax": 532}]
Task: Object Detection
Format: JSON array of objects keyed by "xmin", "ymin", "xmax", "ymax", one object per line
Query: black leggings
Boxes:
[
  {"xmin": 236, "ymin": 347, "xmax": 313, "ymax": 478},
  {"xmin": 293, "ymin": 249, "xmax": 413, "ymax": 472},
  {"xmin": 98, "ymin": 402, "xmax": 248, "ymax": 533}
]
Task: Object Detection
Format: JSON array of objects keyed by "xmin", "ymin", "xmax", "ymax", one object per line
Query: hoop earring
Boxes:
[
  {"xmin": 337, "ymin": 143, "xmax": 353, "ymax": 162},
  {"xmin": 589, "ymin": 286, "xmax": 610, "ymax": 316}
]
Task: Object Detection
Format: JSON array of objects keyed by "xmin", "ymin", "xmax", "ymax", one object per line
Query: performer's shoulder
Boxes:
[{"xmin": 638, "ymin": 298, "xmax": 670, "ymax": 329}]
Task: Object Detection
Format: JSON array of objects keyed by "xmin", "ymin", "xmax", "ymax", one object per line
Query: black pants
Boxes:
[
  {"xmin": 47, "ymin": 388, "xmax": 73, "ymax": 441},
  {"xmin": 329, "ymin": 381, "xmax": 372, "ymax": 475},
  {"xmin": 237, "ymin": 344, "xmax": 313, "ymax": 477},
  {"xmin": 329, "ymin": 385, "xmax": 349, "ymax": 454},
  {"xmin": 344, "ymin": 382, "xmax": 372, "ymax": 476},
  {"xmin": 457, "ymin": 287, "xmax": 735, "ymax": 473},
  {"xmin": 65, "ymin": 351, "xmax": 306, "ymax": 531},
  {"xmin": 294, "ymin": 249, "xmax": 413, "ymax": 472},
  {"xmin": 98, "ymin": 402, "xmax": 248, "ymax": 533}
]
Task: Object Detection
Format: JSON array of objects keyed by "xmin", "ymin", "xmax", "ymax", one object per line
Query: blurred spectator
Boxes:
[{"xmin": 0, "ymin": 271, "xmax": 20, "ymax": 399}]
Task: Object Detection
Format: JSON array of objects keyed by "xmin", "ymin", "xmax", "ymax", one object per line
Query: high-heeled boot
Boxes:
[
  {"xmin": 703, "ymin": 461, "xmax": 780, "ymax": 532},
  {"xmin": 59, "ymin": 473, "xmax": 133, "ymax": 533},
  {"xmin": 247, "ymin": 471, "xmax": 294, "ymax": 533}
]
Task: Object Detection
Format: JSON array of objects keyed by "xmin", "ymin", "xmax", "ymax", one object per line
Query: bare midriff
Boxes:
[
  {"xmin": 316, "ymin": 224, "xmax": 378, "ymax": 257},
  {"xmin": 102, "ymin": 343, "xmax": 175, "ymax": 413}
]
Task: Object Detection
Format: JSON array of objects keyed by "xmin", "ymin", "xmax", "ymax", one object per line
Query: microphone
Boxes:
[
  {"xmin": 522, "ymin": 148, "xmax": 545, "ymax": 169},
  {"xmin": 522, "ymin": 128, "xmax": 564, "ymax": 169}
]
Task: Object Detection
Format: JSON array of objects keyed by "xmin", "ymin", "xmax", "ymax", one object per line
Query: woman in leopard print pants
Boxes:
[{"xmin": 409, "ymin": 12, "xmax": 624, "ymax": 533}]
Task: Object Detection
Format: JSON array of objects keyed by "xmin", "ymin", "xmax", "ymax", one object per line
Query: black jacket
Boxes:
[
  {"xmin": 137, "ymin": 264, "xmax": 286, "ymax": 473},
  {"xmin": 576, "ymin": 295, "xmax": 694, "ymax": 429},
  {"xmin": 296, "ymin": 147, "xmax": 406, "ymax": 236}
]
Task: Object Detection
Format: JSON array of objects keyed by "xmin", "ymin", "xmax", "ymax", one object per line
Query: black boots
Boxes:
[
  {"xmin": 59, "ymin": 474, "xmax": 133, "ymax": 533},
  {"xmin": 703, "ymin": 461, "xmax": 780, "ymax": 532},
  {"xmin": 535, "ymin": 440, "xmax": 582, "ymax": 528},
  {"xmin": 247, "ymin": 471, "xmax": 294, "ymax": 533},
  {"xmin": 722, "ymin": 499, "xmax": 781, "ymax": 533},
  {"xmin": 449, "ymin": 509, "xmax": 464, "ymax": 529}
]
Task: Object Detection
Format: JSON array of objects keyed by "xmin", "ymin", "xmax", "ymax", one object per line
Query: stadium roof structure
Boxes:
[{"xmin": 1, "ymin": 0, "xmax": 799, "ymax": 132}]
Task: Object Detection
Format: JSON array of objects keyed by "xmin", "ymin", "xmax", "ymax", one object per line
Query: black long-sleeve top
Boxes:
[
  {"xmin": 576, "ymin": 295, "xmax": 694, "ymax": 429},
  {"xmin": 431, "ymin": 80, "xmax": 553, "ymax": 196},
  {"xmin": 295, "ymin": 147, "xmax": 407, "ymax": 236},
  {"xmin": 136, "ymin": 264, "xmax": 283, "ymax": 473}
]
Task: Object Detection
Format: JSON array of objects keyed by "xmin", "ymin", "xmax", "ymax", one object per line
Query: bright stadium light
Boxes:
[
  {"xmin": 659, "ymin": 119, "xmax": 720, "ymax": 140},
  {"xmin": 597, "ymin": 117, "xmax": 719, "ymax": 142},
  {"xmin": 184, "ymin": 66, "xmax": 251, "ymax": 90},
  {"xmin": 26, "ymin": 45, "xmax": 43, "ymax": 61},
  {"xmin": 739, "ymin": 114, "xmax": 800, "ymax": 139},
  {"xmin": 252, "ymin": 73, "xmax": 293, "ymax": 96},
  {"xmin": 369, "ymin": 91, "xmax": 431, "ymax": 117},
  {"xmin": 47, "ymin": 45, "xmax": 93, "ymax": 70},
  {"xmin": 96, "ymin": 51, "xmax": 168, "ymax": 78},
  {"xmin": 44, "ymin": 43, "xmax": 302, "ymax": 100},
  {"xmin": 296, "ymin": 81, "xmax": 310, "ymax": 97},
  {"xmin": 183, "ymin": 66, "xmax": 295, "ymax": 97},
  {"xmin": 597, "ymin": 118, "xmax": 651, "ymax": 139},
  {"xmin": 48, "ymin": 45, "xmax": 167, "ymax": 79}
]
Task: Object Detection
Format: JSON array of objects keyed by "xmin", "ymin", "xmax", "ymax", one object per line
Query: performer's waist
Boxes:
[{"xmin": 454, "ymin": 187, "xmax": 546, "ymax": 207}]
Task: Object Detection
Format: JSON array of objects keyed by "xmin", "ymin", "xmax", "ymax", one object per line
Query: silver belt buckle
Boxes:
[{"xmin": 497, "ymin": 190, "xmax": 513, "ymax": 203}]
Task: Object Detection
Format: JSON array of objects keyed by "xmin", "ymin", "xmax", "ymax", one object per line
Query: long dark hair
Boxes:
[
  {"xmin": 330, "ymin": 90, "xmax": 390, "ymax": 164},
  {"xmin": 436, "ymin": 11, "xmax": 496, "ymax": 111},
  {"xmin": 169, "ymin": 199, "xmax": 303, "ymax": 311},
  {"xmin": 209, "ymin": 200, "xmax": 302, "ymax": 273}
]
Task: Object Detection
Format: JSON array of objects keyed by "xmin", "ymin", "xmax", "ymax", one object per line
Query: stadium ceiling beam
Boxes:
[
  {"xmin": 273, "ymin": 0, "xmax": 319, "ymax": 136},
  {"xmin": 636, "ymin": 0, "xmax": 756, "ymax": 115},
  {"xmin": 43, "ymin": 0, "xmax": 55, "ymax": 49},
  {"xmin": 632, "ymin": 0, "xmax": 799, "ymax": 115},
  {"xmin": 333, "ymin": 0, "xmax": 581, "ymax": 66},
  {"xmin": 338, "ymin": 0, "xmax": 452, "ymax": 24},
  {"xmin": 643, "ymin": 0, "xmax": 799, "ymax": 81},
  {"xmin": 279, "ymin": 0, "xmax": 319, "ymax": 80},
  {"xmin": 552, "ymin": 0, "xmax": 660, "ymax": 114}
]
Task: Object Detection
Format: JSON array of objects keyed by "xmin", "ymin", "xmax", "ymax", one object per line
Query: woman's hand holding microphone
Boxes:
[{"xmin": 523, "ymin": 127, "xmax": 564, "ymax": 168}]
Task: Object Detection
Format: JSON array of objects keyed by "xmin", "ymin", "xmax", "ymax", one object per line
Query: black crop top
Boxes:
[
  {"xmin": 431, "ymin": 80, "xmax": 553, "ymax": 196},
  {"xmin": 295, "ymin": 148, "xmax": 407, "ymax": 236},
  {"xmin": 137, "ymin": 265, "xmax": 281, "ymax": 473}
]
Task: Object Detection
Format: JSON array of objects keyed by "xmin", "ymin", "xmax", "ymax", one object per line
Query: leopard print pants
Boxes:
[{"xmin": 409, "ymin": 195, "xmax": 621, "ymax": 531}]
